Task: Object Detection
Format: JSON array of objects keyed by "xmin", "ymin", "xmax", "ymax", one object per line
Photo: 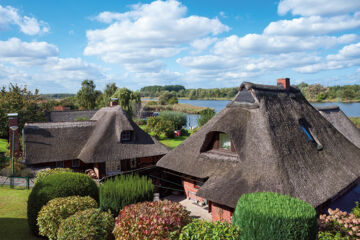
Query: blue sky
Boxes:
[{"xmin": 0, "ymin": 0, "xmax": 360, "ymax": 93}]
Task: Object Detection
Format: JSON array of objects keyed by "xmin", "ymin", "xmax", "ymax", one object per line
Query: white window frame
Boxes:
[{"xmin": 121, "ymin": 131, "xmax": 132, "ymax": 141}]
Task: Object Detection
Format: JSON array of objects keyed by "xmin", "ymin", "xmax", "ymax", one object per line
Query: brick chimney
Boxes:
[
  {"xmin": 7, "ymin": 113, "xmax": 21, "ymax": 158},
  {"xmin": 277, "ymin": 78, "xmax": 290, "ymax": 90},
  {"xmin": 110, "ymin": 98, "xmax": 118, "ymax": 107}
]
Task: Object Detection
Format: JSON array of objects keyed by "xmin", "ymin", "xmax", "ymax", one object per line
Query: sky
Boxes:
[{"xmin": 0, "ymin": 0, "xmax": 360, "ymax": 93}]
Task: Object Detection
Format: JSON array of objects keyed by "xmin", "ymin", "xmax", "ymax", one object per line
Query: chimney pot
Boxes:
[
  {"xmin": 277, "ymin": 78, "xmax": 290, "ymax": 90},
  {"xmin": 110, "ymin": 98, "xmax": 118, "ymax": 107}
]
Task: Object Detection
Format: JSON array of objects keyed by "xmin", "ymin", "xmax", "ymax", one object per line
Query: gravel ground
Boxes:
[{"xmin": 0, "ymin": 176, "xmax": 34, "ymax": 188}]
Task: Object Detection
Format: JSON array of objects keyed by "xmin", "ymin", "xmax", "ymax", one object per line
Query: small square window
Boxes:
[
  {"xmin": 219, "ymin": 133, "xmax": 231, "ymax": 150},
  {"xmin": 121, "ymin": 131, "xmax": 132, "ymax": 141},
  {"xmin": 56, "ymin": 161, "xmax": 64, "ymax": 168},
  {"xmin": 72, "ymin": 159, "xmax": 80, "ymax": 168}
]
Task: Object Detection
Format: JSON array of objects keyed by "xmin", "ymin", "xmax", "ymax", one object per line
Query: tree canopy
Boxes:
[
  {"xmin": 76, "ymin": 80, "xmax": 100, "ymax": 110},
  {"xmin": 112, "ymin": 88, "xmax": 141, "ymax": 116}
]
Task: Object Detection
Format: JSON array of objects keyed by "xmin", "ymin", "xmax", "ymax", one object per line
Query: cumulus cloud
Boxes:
[
  {"xmin": 278, "ymin": 0, "xmax": 360, "ymax": 17},
  {"xmin": 0, "ymin": 4, "xmax": 49, "ymax": 35},
  {"xmin": 212, "ymin": 34, "xmax": 356, "ymax": 56},
  {"xmin": 264, "ymin": 13, "xmax": 360, "ymax": 36},
  {"xmin": 0, "ymin": 38, "xmax": 59, "ymax": 66},
  {"xmin": 85, "ymin": 0, "xmax": 228, "ymax": 72}
]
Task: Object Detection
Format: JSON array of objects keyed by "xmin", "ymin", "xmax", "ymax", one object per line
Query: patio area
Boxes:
[{"xmin": 165, "ymin": 194, "xmax": 211, "ymax": 221}]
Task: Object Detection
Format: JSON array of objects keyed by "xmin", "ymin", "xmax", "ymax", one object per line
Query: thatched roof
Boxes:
[
  {"xmin": 157, "ymin": 82, "xmax": 360, "ymax": 209},
  {"xmin": 24, "ymin": 106, "xmax": 169, "ymax": 164},
  {"xmin": 46, "ymin": 110, "xmax": 97, "ymax": 122},
  {"xmin": 317, "ymin": 106, "xmax": 360, "ymax": 149}
]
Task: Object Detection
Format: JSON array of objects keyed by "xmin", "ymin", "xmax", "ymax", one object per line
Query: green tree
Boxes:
[
  {"xmin": 159, "ymin": 91, "xmax": 177, "ymax": 105},
  {"xmin": 97, "ymin": 83, "xmax": 118, "ymax": 108},
  {"xmin": 0, "ymin": 84, "xmax": 46, "ymax": 138},
  {"xmin": 342, "ymin": 88, "xmax": 356, "ymax": 100},
  {"xmin": 76, "ymin": 80, "xmax": 99, "ymax": 110},
  {"xmin": 197, "ymin": 108, "xmax": 215, "ymax": 126},
  {"xmin": 112, "ymin": 88, "xmax": 141, "ymax": 116},
  {"xmin": 158, "ymin": 111, "xmax": 186, "ymax": 130},
  {"xmin": 146, "ymin": 117, "xmax": 175, "ymax": 138}
]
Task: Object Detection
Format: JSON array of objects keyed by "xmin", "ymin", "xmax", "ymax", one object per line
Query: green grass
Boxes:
[
  {"xmin": 0, "ymin": 138, "xmax": 8, "ymax": 153},
  {"xmin": 139, "ymin": 125, "xmax": 192, "ymax": 149},
  {"xmin": 0, "ymin": 186, "xmax": 41, "ymax": 240},
  {"xmin": 350, "ymin": 117, "xmax": 360, "ymax": 128}
]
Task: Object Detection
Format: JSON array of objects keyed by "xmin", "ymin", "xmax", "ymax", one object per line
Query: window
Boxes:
[
  {"xmin": 56, "ymin": 161, "xmax": 64, "ymax": 168},
  {"xmin": 130, "ymin": 158, "xmax": 137, "ymax": 169},
  {"xmin": 121, "ymin": 131, "xmax": 132, "ymax": 141},
  {"xmin": 72, "ymin": 159, "xmax": 80, "ymax": 168},
  {"xmin": 219, "ymin": 133, "xmax": 231, "ymax": 150},
  {"xmin": 299, "ymin": 119, "xmax": 323, "ymax": 150},
  {"xmin": 301, "ymin": 125, "xmax": 315, "ymax": 142}
]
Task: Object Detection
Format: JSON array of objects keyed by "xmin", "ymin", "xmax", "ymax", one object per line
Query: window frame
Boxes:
[
  {"xmin": 72, "ymin": 159, "xmax": 80, "ymax": 168},
  {"xmin": 56, "ymin": 161, "xmax": 64, "ymax": 168},
  {"xmin": 121, "ymin": 131, "xmax": 132, "ymax": 142}
]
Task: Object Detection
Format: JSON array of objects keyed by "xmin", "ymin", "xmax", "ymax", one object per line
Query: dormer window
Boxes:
[
  {"xmin": 201, "ymin": 131, "xmax": 235, "ymax": 153},
  {"xmin": 121, "ymin": 131, "xmax": 132, "ymax": 142}
]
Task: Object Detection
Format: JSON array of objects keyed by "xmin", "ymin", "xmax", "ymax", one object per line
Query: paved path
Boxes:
[
  {"xmin": 0, "ymin": 176, "xmax": 34, "ymax": 188},
  {"xmin": 165, "ymin": 194, "xmax": 212, "ymax": 221}
]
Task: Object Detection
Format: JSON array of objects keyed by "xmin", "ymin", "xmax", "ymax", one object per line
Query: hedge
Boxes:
[
  {"xmin": 100, "ymin": 174, "xmax": 154, "ymax": 216},
  {"xmin": 34, "ymin": 168, "xmax": 73, "ymax": 184},
  {"xmin": 27, "ymin": 172, "xmax": 99, "ymax": 235},
  {"xmin": 57, "ymin": 208, "xmax": 114, "ymax": 240},
  {"xmin": 37, "ymin": 196, "xmax": 98, "ymax": 240},
  {"xmin": 232, "ymin": 192, "xmax": 317, "ymax": 240},
  {"xmin": 179, "ymin": 219, "xmax": 241, "ymax": 240}
]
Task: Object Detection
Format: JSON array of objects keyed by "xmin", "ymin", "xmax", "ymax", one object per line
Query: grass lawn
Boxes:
[
  {"xmin": 350, "ymin": 117, "xmax": 360, "ymax": 128},
  {"xmin": 0, "ymin": 138, "xmax": 8, "ymax": 153},
  {"xmin": 0, "ymin": 186, "xmax": 41, "ymax": 240},
  {"xmin": 139, "ymin": 125, "xmax": 192, "ymax": 149}
]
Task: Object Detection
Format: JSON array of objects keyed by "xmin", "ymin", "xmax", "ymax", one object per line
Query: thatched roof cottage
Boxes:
[
  {"xmin": 157, "ymin": 78, "xmax": 360, "ymax": 222},
  {"xmin": 24, "ymin": 104, "xmax": 169, "ymax": 178}
]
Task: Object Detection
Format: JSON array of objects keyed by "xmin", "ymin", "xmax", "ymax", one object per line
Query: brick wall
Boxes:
[
  {"xmin": 183, "ymin": 180, "xmax": 206, "ymax": 204},
  {"xmin": 210, "ymin": 202, "xmax": 234, "ymax": 223}
]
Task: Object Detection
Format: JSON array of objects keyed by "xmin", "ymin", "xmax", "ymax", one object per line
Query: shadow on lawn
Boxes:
[{"xmin": 0, "ymin": 218, "xmax": 43, "ymax": 240}]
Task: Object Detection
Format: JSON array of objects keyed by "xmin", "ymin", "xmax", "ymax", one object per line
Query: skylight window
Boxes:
[
  {"xmin": 301, "ymin": 125, "xmax": 315, "ymax": 142},
  {"xmin": 299, "ymin": 119, "xmax": 323, "ymax": 150}
]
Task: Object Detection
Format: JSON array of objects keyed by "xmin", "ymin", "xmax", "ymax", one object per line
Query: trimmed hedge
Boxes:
[
  {"xmin": 37, "ymin": 196, "xmax": 98, "ymax": 240},
  {"xmin": 35, "ymin": 168, "xmax": 72, "ymax": 184},
  {"xmin": 179, "ymin": 219, "xmax": 241, "ymax": 240},
  {"xmin": 27, "ymin": 172, "xmax": 99, "ymax": 235},
  {"xmin": 113, "ymin": 200, "xmax": 191, "ymax": 239},
  {"xmin": 233, "ymin": 192, "xmax": 317, "ymax": 240},
  {"xmin": 57, "ymin": 208, "xmax": 114, "ymax": 240},
  {"xmin": 100, "ymin": 174, "xmax": 154, "ymax": 216}
]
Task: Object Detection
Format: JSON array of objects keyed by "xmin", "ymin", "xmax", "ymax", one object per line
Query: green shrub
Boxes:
[
  {"xmin": 113, "ymin": 200, "xmax": 191, "ymax": 239},
  {"xmin": 197, "ymin": 108, "xmax": 215, "ymax": 126},
  {"xmin": 145, "ymin": 116, "xmax": 175, "ymax": 138},
  {"xmin": 27, "ymin": 172, "xmax": 99, "ymax": 235},
  {"xmin": 318, "ymin": 231, "xmax": 349, "ymax": 240},
  {"xmin": 57, "ymin": 208, "xmax": 114, "ymax": 240},
  {"xmin": 20, "ymin": 168, "xmax": 34, "ymax": 177},
  {"xmin": 100, "ymin": 174, "xmax": 154, "ymax": 216},
  {"xmin": 179, "ymin": 219, "xmax": 241, "ymax": 240},
  {"xmin": 159, "ymin": 111, "xmax": 186, "ymax": 130},
  {"xmin": 352, "ymin": 202, "xmax": 360, "ymax": 218},
  {"xmin": 233, "ymin": 192, "xmax": 317, "ymax": 240},
  {"xmin": 37, "ymin": 196, "xmax": 97, "ymax": 240},
  {"xmin": 35, "ymin": 168, "xmax": 72, "ymax": 184}
]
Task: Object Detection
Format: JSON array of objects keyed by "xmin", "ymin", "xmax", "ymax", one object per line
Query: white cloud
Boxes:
[
  {"xmin": 278, "ymin": 0, "xmax": 360, "ymax": 17},
  {"xmin": 264, "ymin": 13, "xmax": 360, "ymax": 36},
  {"xmin": 190, "ymin": 37, "xmax": 218, "ymax": 53},
  {"xmin": 85, "ymin": 0, "xmax": 228, "ymax": 72},
  {"xmin": 0, "ymin": 4, "xmax": 49, "ymax": 35},
  {"xmin": 213, "ymin": 34, "xmax": 357, "ymax": 56},
  {"xmin": 0, "ymin": 38, "xmax": 59, "ymax": 66},
  {"xmin": 294, "ymin": 42, "xmax": 360, "ymax": 73}
]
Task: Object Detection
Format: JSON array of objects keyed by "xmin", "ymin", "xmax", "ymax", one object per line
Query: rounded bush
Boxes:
[
  {"xmin": 100, "ymin": 174, "xmax": 154, "ymax": 216},
  {"xmin": 179, "ymin": 219, "xmax": 241, "ymax": 240},
  {"xmin": 27, "ymin": 172, "xmax": 99, "ymax": 235},
  {"xmin": 37, "ymin": 196, "xmax": 98, "ymax": 240},
  {"xmin": 57, "ymin": 208, "xmax": 114, "ymax": 240},
  {"xmin": 233, "ymin": 192, "xmax": 317, "ymax": 240},
  {"xmin": 34, "ymin": 168, "xmax": 72, "ymax": 184},
  {"xmin": 113, "ymin": 200, "xmax": 191, "ymax": 239}
]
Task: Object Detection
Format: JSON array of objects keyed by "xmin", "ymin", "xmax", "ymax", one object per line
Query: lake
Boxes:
[{"xmin": 179, "ymin": 99, "xmax": 360, "ymax": 128}]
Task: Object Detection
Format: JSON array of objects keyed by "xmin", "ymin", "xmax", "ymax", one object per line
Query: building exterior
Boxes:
[
  {"xmin": 24, "ymin": 105, "xmax": 169, "ymax": 178},
  {"xmin": 157, "ymin": 78, "xmax": 360, "ymax": 222}
]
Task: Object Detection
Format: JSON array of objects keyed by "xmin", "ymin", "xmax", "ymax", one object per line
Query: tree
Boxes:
[
  {"xmin": 112, "ymin": 88, "xmax": 141, "ymax": 116},
  {"xmin": 76, "ymin": 80, "xmax": 99, "ymax": 110},
  {"xmin": 145, "ymin": 117, "xmax": 175, "ymax": 138},
  {"xmin": 0, "ymin": 84, "xmax": 46, "ymax": 138},
  {"xmin": 159, "ymin": 91, "xmax": 177, "ymax": 105},
  {"xmin": 158, "ymin": 111, "xmax": 186, "ymax": 130},
  {"xmin": 197, "ymin": 108, "xmax": 215, "ymax": 126},
  {"xmin": 97, "ymin": 83, "xmax": 118, "ymax": 108}
]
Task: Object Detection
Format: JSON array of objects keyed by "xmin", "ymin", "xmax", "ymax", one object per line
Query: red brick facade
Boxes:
[
  {"xmin": 209, "ymin": 202, "xmax": 234, "ymax": 222},
  {"xmin": 183, "ymin": 179, "xmax": 234, "ymax": 222}
]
